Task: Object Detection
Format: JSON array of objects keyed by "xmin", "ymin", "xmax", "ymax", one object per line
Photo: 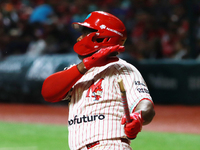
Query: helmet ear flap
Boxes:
[
  {"xmin": 74, "ymin": 32, "xmax": 101, "ymax": 55},
  {"xmin": 92, "ymin": 35, "xmax": 111, "ymax": 43},
  {"xmin": 102, "ymin": 37, "xmax": 111, "ymax": 43},
  {"xmin": 94, "ymin": 37, "xmax": 110, "ymax": 43}
]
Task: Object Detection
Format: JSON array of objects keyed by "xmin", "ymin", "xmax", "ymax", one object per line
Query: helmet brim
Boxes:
[{"xmin": 72, "ymin": 22, "xmax": 96, "ymax": 31}]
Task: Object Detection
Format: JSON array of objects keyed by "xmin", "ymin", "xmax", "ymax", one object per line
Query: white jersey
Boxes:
[{"xmin": 66, "ymin": 59, "xmax": 153, "ymax": 150}]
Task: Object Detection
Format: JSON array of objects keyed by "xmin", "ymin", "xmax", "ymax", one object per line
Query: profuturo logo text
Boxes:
[{"xmin": 68, "ymin": 114, "xmax": 105, "ymax": 126}]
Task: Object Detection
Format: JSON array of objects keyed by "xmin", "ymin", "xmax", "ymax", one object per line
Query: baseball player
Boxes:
[{"xmin": 42, "ymin": 11, "xmax": 155, "ymax": 150}]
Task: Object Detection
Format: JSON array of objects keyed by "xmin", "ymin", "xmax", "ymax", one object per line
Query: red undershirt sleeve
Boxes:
[{"xmin": 41, "ymin": 65, "xmax": 83, "ymax": 103}]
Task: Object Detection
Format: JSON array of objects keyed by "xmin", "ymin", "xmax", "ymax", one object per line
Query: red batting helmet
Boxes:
[{"xmin": 72, "ymin": 11, "xmax": 127, "ymax": 56}]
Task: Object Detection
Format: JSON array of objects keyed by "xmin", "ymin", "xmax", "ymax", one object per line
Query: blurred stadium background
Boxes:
[
  {"xmin": 1, "ymin": 0, "xmax": 200, "ymax": 105},
  {"xmin": 0, "ymin": 0, "xmax": 200, "ymax": 150}
]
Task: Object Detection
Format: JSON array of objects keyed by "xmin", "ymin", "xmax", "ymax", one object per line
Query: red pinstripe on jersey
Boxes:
[{"xmin": 66, "ymin": 59, "xmax": 153, "ymax": 150}]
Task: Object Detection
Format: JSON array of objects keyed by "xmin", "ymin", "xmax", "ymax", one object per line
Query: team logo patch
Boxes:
[{"xmin": 86, "ymin": 78, "xmax": 104, "ymax": 101}]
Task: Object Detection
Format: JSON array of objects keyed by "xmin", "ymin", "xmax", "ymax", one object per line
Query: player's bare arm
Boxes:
[
  {"xmin": 134, "ymin": 100, "xmax": 155, "ymax": 125},
  {"xmin": 121, "ymin": 96, "xmax": 155, "ymax": 139}
]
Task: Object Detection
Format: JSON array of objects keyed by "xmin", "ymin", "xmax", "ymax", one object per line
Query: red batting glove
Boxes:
[
  {"xmin": 83, "ymin": 45, "xmax": 125, "ymax": 70},
  {"xmin": 121, "ymin": 112, "xmax": 143, "ymax": 140}
]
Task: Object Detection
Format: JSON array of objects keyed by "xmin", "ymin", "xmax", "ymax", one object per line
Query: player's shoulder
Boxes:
[{"xmin": 111, "ymin": 58, "xmax": 137, "ymax": 71}]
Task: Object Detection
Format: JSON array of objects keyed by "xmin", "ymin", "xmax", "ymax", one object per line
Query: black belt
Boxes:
[
  {"xmin": 86, "ymin": 141, "xmax": 100, "ymax": 149},
  {"xmin": 86, "ymin": 138, "xmax": 130, "ymax": 149}
]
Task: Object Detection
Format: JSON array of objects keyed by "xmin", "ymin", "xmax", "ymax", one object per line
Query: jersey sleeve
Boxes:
[
  {"xmin": 116, "ymin": 61, "xmax": 153, "ymax": 113},
  {"xmin": 41, "ymin": 64, "xmax": 83, "ymax": 102}
]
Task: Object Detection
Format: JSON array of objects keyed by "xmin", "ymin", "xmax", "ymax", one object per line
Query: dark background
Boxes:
[{"xmin": 0, "ymin": 0, "xmax": 200, "ymax": 105}]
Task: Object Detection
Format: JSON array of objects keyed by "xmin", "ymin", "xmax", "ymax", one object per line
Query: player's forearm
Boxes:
[
  {"xmin": 41, "ymin": 64, "xmax": 84, "ymax": 102},
  {"xmin": 134, "ymin": 100, "xmax": 155, "ymax": 125}
]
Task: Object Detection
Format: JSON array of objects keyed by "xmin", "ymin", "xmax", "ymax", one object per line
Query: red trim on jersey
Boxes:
[
  {"xmin": 132, "ymin": 98, "xmax": 154, "ymax": 113},
  {"xmin": 41, "ymin": 65, "xmax": 83, "ymax": 102}
]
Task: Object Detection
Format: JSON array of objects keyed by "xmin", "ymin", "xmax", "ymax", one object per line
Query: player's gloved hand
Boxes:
[
  {"xmin": 121, "ymin": 112, "xmax": 143, "ymax": 140},
  {"xmin": 83, "ymin": 45, "xmax": 125, "ymax": 70}
]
